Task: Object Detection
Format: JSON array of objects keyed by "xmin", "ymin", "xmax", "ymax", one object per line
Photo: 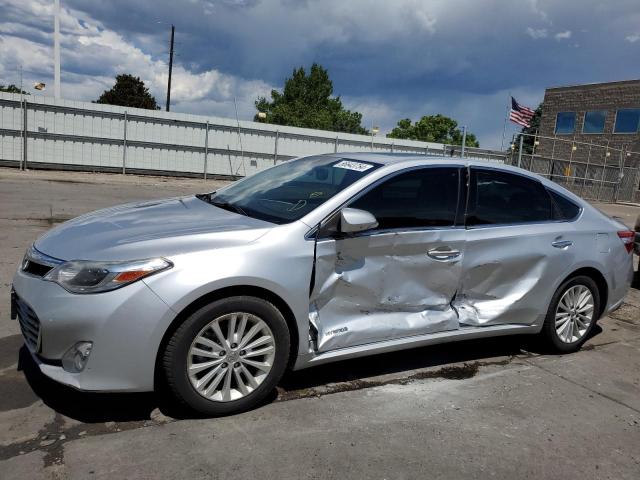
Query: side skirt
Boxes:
[{"xmin": 292, "ymin": 323, "xmax": 541, "ymax": 370}]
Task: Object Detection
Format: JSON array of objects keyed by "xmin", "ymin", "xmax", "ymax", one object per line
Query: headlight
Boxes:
[{"xmin": 44, "ymin": 258, "xmax": 172, "ymax": 294}]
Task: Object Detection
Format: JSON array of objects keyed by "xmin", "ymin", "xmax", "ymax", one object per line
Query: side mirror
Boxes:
[{"xmin": 339, "ymin": 208, "xmax": 378, "ymax": 234}]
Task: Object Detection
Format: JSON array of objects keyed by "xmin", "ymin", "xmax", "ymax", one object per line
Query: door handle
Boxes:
[
  {"xmin": 427, "ymin": 247, "xmax": 461, "ymax": 261},
  {"xmin": 552, "ymin": 240, "xmax": 573, "ymax": 249}
]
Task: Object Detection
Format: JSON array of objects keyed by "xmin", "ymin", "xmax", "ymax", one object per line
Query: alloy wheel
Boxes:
[
  {"xmin": 187, "ymin": 312, "xmax": 276, "ymax": 402},
  {"xmin": 554, "ymin": 285, "xmax": 594, "ymax": 343}
]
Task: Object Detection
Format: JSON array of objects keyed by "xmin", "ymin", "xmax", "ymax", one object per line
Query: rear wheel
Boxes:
[
  {"xmin": 540, "ymin": 276, "xmax": 600, "ymax": 353},
  {"xmin": 162, "ymin": 296, "xmax": 290, "ymax": 416}
]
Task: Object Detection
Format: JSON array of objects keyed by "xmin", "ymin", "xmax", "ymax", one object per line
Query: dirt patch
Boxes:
[
  {"xmin": 411, "ymin": 362, "xmax": 481, "ymax": 380},
  {"xmin": 0, "ymin": 412, "xmax": 151, "ymax": 466},
  {"xmin": 276, "ymin": 359, "xmax": 511, "ymax": 401}
]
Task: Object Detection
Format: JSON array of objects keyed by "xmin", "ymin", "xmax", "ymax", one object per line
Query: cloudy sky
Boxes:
[{"xmin": 1, "ymin": 0, "xmax": 639, "ymax": 148}]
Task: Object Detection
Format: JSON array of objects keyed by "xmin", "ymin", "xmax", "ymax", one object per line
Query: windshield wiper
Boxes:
[
  {"xmin": 196, "ymin": 193, "xmax": 248, "ymax": 216},
  {"xmin": 210, "ymin": 199, "xmax": 248, "ymax": 217}
]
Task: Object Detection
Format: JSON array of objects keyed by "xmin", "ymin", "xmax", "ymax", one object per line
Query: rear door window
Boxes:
[{"xmin": 467, "ymin": 168, "xmax": 552, "ymax": 226}]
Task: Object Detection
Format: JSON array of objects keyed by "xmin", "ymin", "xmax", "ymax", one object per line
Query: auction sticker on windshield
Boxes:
[{"xmin": 333, "ymin": 160, "xmax": 375, "ymax": 172}]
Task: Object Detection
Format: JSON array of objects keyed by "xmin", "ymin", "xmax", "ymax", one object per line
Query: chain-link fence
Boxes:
[{"xmin": 505, "ymin": 133, "xmax": 640, "ymax": 204}]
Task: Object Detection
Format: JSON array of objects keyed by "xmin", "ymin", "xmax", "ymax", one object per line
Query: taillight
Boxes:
[{"xmin": 617, "ymin": 230, "xmax": 634, "ymax": 254}]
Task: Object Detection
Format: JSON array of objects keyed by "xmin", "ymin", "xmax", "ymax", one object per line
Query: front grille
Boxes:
[
  {"xmin": 14, "ymin": 295, "xmax": 41, "ymax": 352},
  {"xmin": 23, "ymin": 260, "xmax": 53, "ymax": 277},
  {"xmin": 21, "ymin": 245, "xmax": 63, "ymax": 278}
]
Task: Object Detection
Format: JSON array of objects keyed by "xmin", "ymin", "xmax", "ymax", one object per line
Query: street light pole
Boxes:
[{"xmin": 54, "ymin": 0, "xmax": 61, "ymax": 98}]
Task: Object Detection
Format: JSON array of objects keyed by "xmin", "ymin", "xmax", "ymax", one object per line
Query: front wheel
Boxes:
[
  {"xmin": 162, "ymin": 296, "xmax": 290, "ymax": 416},
  {"xmin": 540, "ymin": 276, "xmax": 600, "ymax": 353}
]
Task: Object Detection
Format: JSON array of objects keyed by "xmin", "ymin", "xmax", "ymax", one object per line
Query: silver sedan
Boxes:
[{"xmin": 11, "ymin": 154, "xmax": 634, "ymax": 415}]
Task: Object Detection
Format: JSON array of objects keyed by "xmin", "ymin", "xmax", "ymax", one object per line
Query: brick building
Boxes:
[{"xmin": 537, "ymin": 79, "xmax": 640, "ymax": 165}]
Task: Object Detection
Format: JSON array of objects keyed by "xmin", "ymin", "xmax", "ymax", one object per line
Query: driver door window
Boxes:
[{"xmin": 349, "ymin": 167, "xmax": 460, "ymax": 230}]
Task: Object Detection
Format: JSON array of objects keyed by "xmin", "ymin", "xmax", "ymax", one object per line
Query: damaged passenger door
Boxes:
[{"xmin": 309, "ymin": 166, "xmax": 466, "ymax": 352}]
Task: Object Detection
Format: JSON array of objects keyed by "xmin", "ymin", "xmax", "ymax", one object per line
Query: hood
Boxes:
[{"xmin": 35, "ymin": 196, "xmax": 273, "ymax": 261}]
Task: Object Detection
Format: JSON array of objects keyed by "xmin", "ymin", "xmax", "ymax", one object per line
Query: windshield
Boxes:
[{"xmin": 208, "ymin": 156, "xmax": 381, "ymax": 224}]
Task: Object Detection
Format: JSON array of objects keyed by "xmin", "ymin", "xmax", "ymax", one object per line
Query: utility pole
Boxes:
[
  {"xmin": 54, "ymin": 0, "xmax": 61, "ymax": 98},
  {"xmin": 165, "ymin": 24, "xmax": 175, "ymax": 112}
]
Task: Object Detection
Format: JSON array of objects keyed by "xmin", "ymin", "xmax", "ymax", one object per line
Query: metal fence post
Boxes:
[
  {"xmin": 203, "ymin": 120, "xmax": 209, "ymax": 180},
  {"xmin": 614, "ymin": 147, "xmax": 624, "ymax": 203},
  {"xmin": 568, "ymin": 137, "xmax": 575, "ymax": 184},
  {"xmin": 227, "ymin": 145, "xmax": 233, "ymax": 176},
  {"xmin": 596, "ymin": 143, "xmax": 609, "ymax": 201},
  {"xmin": 461, "ymin": 126, "xmax": 467, "ymax": 158},
  {"xmin": 632, "ymin": 166, "xmax": 640, "ymax": 204},
  {"xmin": 517, "ymin": 134, "xmax": 523, "ymax": 168},
  {"xmin": 122, "ymin": 111, "xmax": 127, "ymax": 175},
  {"xmin": 22, "ymin": 98, "xmax": 28, "ymax": 170},
  {"xmin": 274, "ymin": 130, "xmax": 279, "ymax": 165},
  {"xmin": 334, "ymin": 136, "xmax": 339, "ymax": 153},
  {"xmin": 581, "ymin": 140, "xmax": 592, "ymax": 197}
]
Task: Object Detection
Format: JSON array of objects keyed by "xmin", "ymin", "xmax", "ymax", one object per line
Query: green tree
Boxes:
[
  {"xmin": 519, "ymin": 103, "xmax": 542, "ymax": 153},
  {"xmin": 255, "ymin": 64, "xmax": 368, "ymax": 134},
  {"xmin": 387, "ymin": 114, "xmax": 479, "ymax": 147},
  {"xmin": 96, "ymin": 74, "xmax": 159, "ymax": 110},
  {"xmin": 0, "ymin": 84, "xmax": 28, "ymax": 94}
]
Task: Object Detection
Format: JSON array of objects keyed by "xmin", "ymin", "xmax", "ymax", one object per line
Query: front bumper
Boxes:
[{"xmin": 12, "ymin": 269, "xmax": 177, "ymax": 392}]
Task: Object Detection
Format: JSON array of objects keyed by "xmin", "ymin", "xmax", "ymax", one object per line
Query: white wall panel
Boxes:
[{"xmin": 0, "ymin": 91, "xmax": 484, "ymax": 176}]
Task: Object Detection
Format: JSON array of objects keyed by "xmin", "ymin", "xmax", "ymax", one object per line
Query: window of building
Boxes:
[
  {"xmin": 555, "ymin": 112, "xmax": 576, "ymax": 134},
  {"xmin": 466, "ymin": 169, "xmax": 552, "ymax": 226},
  {"xmin": 348, "ymin": 167, "xmax": 460, "ymax": 230},
  {"xmin": 582, "ymin": 110, "xmax": 606, "ymax": 134},
  {"xmin": 614, "ymin": 109, "xmax": 640, "ymax": 133}
]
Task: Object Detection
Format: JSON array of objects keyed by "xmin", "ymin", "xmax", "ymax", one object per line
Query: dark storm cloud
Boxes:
[{"xmin": 3, "ymin": 0, "xmax": 639, "ymax": 146}]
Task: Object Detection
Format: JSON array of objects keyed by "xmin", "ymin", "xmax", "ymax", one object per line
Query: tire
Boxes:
[
  {"xmin": 540, "ymin": 275, "xmax": 600, "ymax": 353},
  {"xmin": 162, "ymin": 296, "xmax": 290, "ymax": 416}
]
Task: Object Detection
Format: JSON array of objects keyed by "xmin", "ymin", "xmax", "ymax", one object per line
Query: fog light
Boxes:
[{"xmin": 62, "ymin": 341, "xmax": 93, "ymax": 373}]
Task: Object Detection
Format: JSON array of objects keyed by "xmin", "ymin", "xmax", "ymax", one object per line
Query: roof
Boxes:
[
  {"xmin": 335, "ymin": 152, "xmax": 454, "ymax": 165},
  {"xmin": 329, "ymin": 151, "xmax": 555, "ymax": 184},
  {"xmin": 545, "ymin": 78, "xmax": 640, "ymax": 92}
]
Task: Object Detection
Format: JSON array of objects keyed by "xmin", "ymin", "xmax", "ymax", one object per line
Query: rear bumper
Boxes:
[
  {"xmin": 11, "ymin": 269, "xmax": 177, "ymax": 392},
  {"xmin": 604, "ymin": 250, "xmax": 634, "ymax": 315}
]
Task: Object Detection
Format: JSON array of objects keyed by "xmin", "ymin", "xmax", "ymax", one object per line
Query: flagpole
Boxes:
[{"xmin": 500, "ymin": 93, "xmax": 511, "ymax": 152}]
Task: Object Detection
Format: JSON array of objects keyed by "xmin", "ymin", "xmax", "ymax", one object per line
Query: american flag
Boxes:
[{"xmin": 509, "ymin": 97, "xmax": 535, "ymax": 128}]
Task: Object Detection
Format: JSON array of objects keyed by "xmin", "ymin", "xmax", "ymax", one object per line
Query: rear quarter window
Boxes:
[
  {"xmin": 548, "ymin": 189, "xmax": 581, "ymax": 221},
  {"xmin": 467, "ymin": 169, "xmax": 552, "ymax": 226}
]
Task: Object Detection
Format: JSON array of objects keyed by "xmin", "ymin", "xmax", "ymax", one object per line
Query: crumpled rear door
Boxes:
[
  {"xmin": 310, "ymin": 229, "xmax": 464, "ymax": 352},
  {"xmin": 455, "ymin": 166, "xmax": 578, "ymax": 326}
]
